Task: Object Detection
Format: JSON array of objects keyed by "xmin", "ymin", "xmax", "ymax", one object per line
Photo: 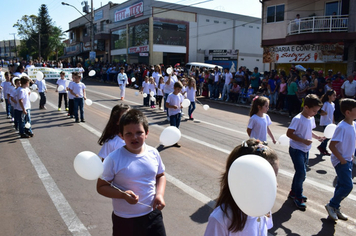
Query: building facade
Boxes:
[
  {"xmin": 0, "ymin": 39, "xmax": 21, "ymax": 60},
  {"xmin": 261, "ymin": 0, "xmax": 356, "ymax": 75},
  {"xmin": 65, "ymin": 0, "xmax": 266, "ymax": 71}
]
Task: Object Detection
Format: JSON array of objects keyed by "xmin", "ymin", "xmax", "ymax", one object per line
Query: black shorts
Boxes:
[{"xmin": 112, "ymin": 209, "xmax": 166, "ymax": 236}]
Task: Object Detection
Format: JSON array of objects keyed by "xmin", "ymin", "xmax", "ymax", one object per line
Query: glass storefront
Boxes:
[
  {"xmin": 154, "ymin": 21, "xmax": 187, "ymax": 46},
  {"xmin": 128, "ymin": 22, "xmax": 149, "ymax": 47},
  {"xmin": 111, "ymin": 28, "xmax": 127, "ymax": 50}
]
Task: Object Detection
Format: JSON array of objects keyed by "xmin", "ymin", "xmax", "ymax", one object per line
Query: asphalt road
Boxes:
[{"xmin": 0, "ymin": 78, "xmax": 355, "ymax": 236}]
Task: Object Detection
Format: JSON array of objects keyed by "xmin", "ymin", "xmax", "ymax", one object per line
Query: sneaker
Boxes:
[
  {"xmin": 325, "ymin": 204, "xmax": 338, "ymax": 220},
  {"xmin": 153, "ymin": 106, "xmax": 156, "ymax": 108},
  {"xmin": 294, "ymin": 198, "xmax": 307, "ymax": 210},
  {"xmin": 70, "ymin": 115, "xmax": 74, "ymax": 118},
  {"xmin": 28, "ymin": 133, "xmax": 34, "ymax": 137},
  {"xmin": 317, "ymin": 146, "xmax": 327, "ymax": 155},
  {"xmin": 58, "ymin": 108, "xmax": 61, "ymax": 111},
  {"xmin": 75, "ymin": 120, "xmax": 80, "ymax": 123},
  {"xmin": 335, "ymin": 208, "xmax": 348, "ymax": 221},
  {"xmin": 7, "ymin": 115, "xmax": 11, "ymax": 119},
  {"xmin": 225, "ymin": 99, "xmax": 229, "ymax": 102},
  {"xmin": 65, "ymin": 108, "xmax": 69, "ymax": 111},
  {"xmin": 43, "ymin": 106, "xmax": 47, "ymax": 110},
  {"xmin": 288, "ymin": 191, "xmax": 308, "ymax": 202},
  {"xmin": 20, "ymin": 133, "xmax": 30, "ymax": 138},
  {"xmin": 173, "ymin": 143, "xmax": 181, "ymax": 147},
  {"xmin": 81, "ymin": 119, "xmax": 85, "ymax": 123},
  {"xmin": 167, "ymin": 117, "xmax": 170, "ymax": 122},
  {"xmin": 159, "ymin": 107, "xmax": 163, "ymax": 110}
]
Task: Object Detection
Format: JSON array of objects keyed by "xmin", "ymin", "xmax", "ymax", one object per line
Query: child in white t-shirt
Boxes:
[
  {"xmin": 286, "ymin": 94, "xmax": 323, "ymax": 210},
  {"xmin": 317, "ymin": 89, "xmax": 336, "ymax": 155},
  {"xmin": 325, "ymin": 99, "xmax": 356, "ymax": 221},
  {"xmin": 56, "ymin": 71, "xmax": 68, "ymax": 111},
  {"xmin": 204, "ymin": 139, "xmax": 279, "ymax": 236},
  {"xmin": 11, "ymin": 78, "xmax": 21, "ymax": 130},
  {"xmin": 3, "ymin": 72, "xmax": 12, "ymax": 118},
  {"xmin": 69, "ymin": 72, "xmax": 86, "ymax": 123},
  {"xmin": 67, "ymin": 78, "xmax": 75, "ymax": 118},
  {"xmin": 156, "ymin": 77, "xmax": 165, "ymax": 110},
  {"xmin": 36, "ymin": 76, "xmax": 47, "ymax": 109},
  {"xmin": 17, "ymin": 76, "xmax": 33, "ymax": 138},
  {"xmin": 247, "ymin": 96, "xmax": 276, "ymax": 143},
  {"xmin": 186, "ymin": 77, "xmax": 197, "ymax": 120},
  {"xmin": 98, "ymin": 104, "xmax": 130, "ymax": 160},
  {"xmin": 141, "ymin": 76, "xmax": 150, "ymax": 107},
  {"xmin": 97, "ymin": 109, "xmax": 166, "ymax": 236},
  {"xmin": 149, "ymin": 77, "xmax": 156, "ymax": 108}
]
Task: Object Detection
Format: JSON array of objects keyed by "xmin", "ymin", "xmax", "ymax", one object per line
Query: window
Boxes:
[
  {"xmin": 111, "ymin": 28, "xmax": 127, "ymax": 49},
  {"xmin": 267, "ymin": 4, "xmax": 285, "ymax": 23},
  {"xmin": 206, "ymin": 19, "xmax": 210, "ymax": 22},
  {"xmin": 153, "ymin": 21, "xmax": 186, "ymax": 46},
  {"xmin": 214, "ymin": 20, "xmax": 219, "ymax": 23},
  {"xmin": 100, "ymin": 21, "xmax": 105, "ymax": 32},
  {"xmin": 325, "ymin": 1, "xmax": 339, "ymax": 15},
  {"xmin": 128, "ymin": 22, "xmax": 149, "ymax": 47}
]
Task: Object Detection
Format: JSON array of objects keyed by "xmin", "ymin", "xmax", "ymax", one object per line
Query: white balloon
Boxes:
[
  {"xmin": 150, "ymin": 91, "xmax": 155, "ymax": 96},
  {"xmin": 150, "ymin": 96, "xmax": 156, "ymax": 102},
  {"xmin": 324, "ymin": 124, "xmax": 337, "ymax": 139},
  {"xmin": 143, "ymin": 93, "xmax": 147, "ymax": 98},
  {"xmin": 278, "ymin": 134, "xmax": 290, "ymax": 146},
  {"xmin": 159, "ymin": 126, "xmax": 181, "ymax": 146},
  {"xmin": 31, "ymin": 84, "xmax": 38, "ymax": 90},
  {"xmin": 58, "ymin": 85, "xmax": 64, "ymax": 92},
  {"xmin": 73, "ymin": 151, "xmax": 104, "ymax": 180},
  {"xmin": 65, "ymin": 80, "xmax": 70, "ymax": 87},
  {"xmin": 25, "ymin": 122, "xmax": 31, "ymax": 129},
  {"xmin": 166, "ymin": 67, "xmax": 173, "ymax": 75},
  {"xmin": 131, "ymin": 77, "xmax": 136, "ymax": 82},
  {"xmin": 68, "ymin": 73, "xmax": 73, "ymax": 81},
  {"xmin": 89, "ymin": 70, "xmax": 96, "ymax": 76},
  {"xmin": 228, "ymin": 154, "xmax": 277, "ymax": 217},
  {"xmin": 85, "ymin": 99, "xmax": 93, "ymax": 106},
  {"xmin": 36, "ymin": 71, "xmax": 44, "ymax": 81},
  {"xmin": 203, "ymin": 104, "xmax": 210, "ymax": 110},
  {"xmin": 30, "ymin": 92, "xmax": 39, "ymax": 102},
  {"xmin": 182, "ymin": 99, "xmax": 191, "ymax": 108},
  {"xmin": 135, "ymin": 91, "xmax": 139, "ymax": 96}
]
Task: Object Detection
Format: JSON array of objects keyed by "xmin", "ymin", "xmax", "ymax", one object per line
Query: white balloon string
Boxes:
[{"xmin": 103, "ymin": 179, "xmax": 152, "ymax": 208}]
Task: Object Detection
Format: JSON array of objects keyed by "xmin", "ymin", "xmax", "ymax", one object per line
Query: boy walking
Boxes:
[
  {"xmin": 97, "ymin": 109, "xmax": 166, "ymax": 236},
  {"xmin": 325, "ymin": 98, "xmax": 356, "ymax": 221},
  {"xmin": 69, "ymin": 72, "xmax": 86, "ymax": 123},
  {"xmin": 17, "ymin": 76, "xmax": 34, "ymax": 138},
  {"xmin": 56, "ymin": 71, "xmax": 68, "ymax": 111},
  {"xmin": 286, "ymin": 94, "xmax": 323, "ymax": 210},
  {"xmin": 36, "ymin": 76, "xmax": 47, "ymax": 109},
  {"xmin": 166, "ymin": 81, "xmax": 184, "ymax": 147}
]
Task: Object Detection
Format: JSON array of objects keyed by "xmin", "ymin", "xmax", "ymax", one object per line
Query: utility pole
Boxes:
[
  {"xmin": 39, "ymin": 32, "xmax": 41, "ymax": 61},
  {"xmin": 90, "ymin": 0, "xmax": 95, "ymax": 62}
]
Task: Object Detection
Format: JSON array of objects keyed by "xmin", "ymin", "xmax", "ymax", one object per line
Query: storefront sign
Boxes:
[
  {"xmin": 139, "ymin": 52, "xmax": 149, "ymax": 56},
  {"xmin": 94, "ymin": 10, "xmax": 103, "ymax": 21},
  {"xmin": 263, "ymin": 43, "xmax": 344, "ymax": 63},
  {"xmin": 205, "ymin": 49, "xmax": 239, "ymax": 60},
  {"xmin": 128, "ymin": 45, "xmax": 149, "ymax": 54},
  {"xmin": 65, "ymin": 44, "xmax": 81, "ymax": 55},
  {"xmin": 114, "ymin": 1, "xmax": 144, "ymax": 22}
]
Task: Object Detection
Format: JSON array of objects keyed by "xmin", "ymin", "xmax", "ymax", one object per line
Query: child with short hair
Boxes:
[
  {"xmin": 204, "ymin": 138, "xmax": 279, "ymax": 236},
  {"xmin": 141, "ymin": 76, "xmax": 150, "ymax": 107},
  {"xmin": 56, "ymin": 71, "xmax": 68, "ymax": 111},
  {"xmin": 156, "ymin": 76, "xmax": 165, "ymax": 110},
  {"xmin": 98, "ymin": 104, "xmax": 130, "ymax": 160},
  {"xmin": 97, "ymin": 109, "xmax": 166, "ymax": 236},
  {"xmin": 166, "ymin": 81, "xmax": 184, "ymax": 147},
  {"xmin": 10, "ymin": 78, "xmax": 21, "ymax": 130},
  {"xmin": 69, "ymin": 72, "xmax": 86, "ymax": 123},
  {"xmin": 3, "ymin": 72, "xmax": 12, "ymax": 118},
  {"xmin": 286, "ymin": 94, "xmax": 324, "ymax": 210},
  {"xmin": 247, "ymin": 96, "xmax": 276, "ymax": 143},
  {"xmin": 17, "ymin": 76, "xmax": 34, "ymax": 138},
  {"xmin": 36, "ymin": 74, "xmax": 47, "ymax": 109},
  {"xmin": 325, "ymin": 98, "xmax": 356, "ymax": 221},
  {"xmin": 67, "ymin": 74, "xmax": 75, "ymax": 118}
]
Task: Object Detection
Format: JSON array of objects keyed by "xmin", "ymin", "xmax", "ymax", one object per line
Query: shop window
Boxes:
[
  {"xmin": 214, "ymin": 20, "xmax": 219, "ymax": 23},
  {"xmin": 128, "ymin": 22, "xmax": 149, "ymax": 47},
  {"xmin": 267, "ymin": 4, "xmax": 285, "ymax": 23},
  {"xmin": 153, "ymin": 21, "xmax": 187, "ymax": 46},
  {"xmin": 206, "ymin": 19, "xmax": 210, "ymax": 22},
  {"xmin": 325, "ymin": 1, "xmax": 340, "ymax": 15},
  {"xmin": 111, "ymin": 28, "xmax": 127, "ymax": 50}
]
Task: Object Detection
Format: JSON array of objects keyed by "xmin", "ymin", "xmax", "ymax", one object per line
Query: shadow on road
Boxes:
[
  {"xmin": 311, "ymin": 218, "xmax": 336, "ymax": 236},
  {"xmin": 190, "ymin": 202, "xmax": 214, "ymax": 224}
]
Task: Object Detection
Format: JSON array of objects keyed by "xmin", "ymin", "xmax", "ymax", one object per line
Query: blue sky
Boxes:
[{"xmin": 1, "ymin": 0, "xmax": 261, "ymax": 41}]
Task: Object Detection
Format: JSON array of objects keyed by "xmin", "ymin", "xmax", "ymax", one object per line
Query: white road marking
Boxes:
[{"xmin": 20, "ymin": 139, "xmax": 91, "ymax": 236}]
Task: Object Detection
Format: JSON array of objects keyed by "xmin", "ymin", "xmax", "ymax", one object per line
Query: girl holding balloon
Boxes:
[
  {"xmin": 156, "ymin": 77, "xmax": 165, "ymax": 110},
  {"xmin": 56, "ymin": 71, "xmax": 68, "ymax": 111},
  {"xmin": 186, "ymin": 77, "xmax": 197, "ymax": 120},
  {"xmin": 98, "ymin": 104, "xmax": 130, "ymax": 160},
  {"xmin": 204, "ymin": 139, "xmax": 279, "ymax": 236},
  {"xmin": 317, "ymin": 89, "xmax": 336, "ymax": 155},
  {"xmin": 247, "ymin": 96, "xmax": 276, "ymax": 144}
]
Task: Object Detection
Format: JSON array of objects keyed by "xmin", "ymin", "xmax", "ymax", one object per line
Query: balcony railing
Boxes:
[{"xmin": 288, "ymin": 15, "xmax": 348, "ymax": 35}]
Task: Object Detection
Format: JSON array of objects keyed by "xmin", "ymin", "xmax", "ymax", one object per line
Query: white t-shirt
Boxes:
[
  {"xmin": 2, "ymin": 81, "xmax": 11, "ymax": 98},
  {"xmin": 152, "ymin": 72, "xmax": 162, "ymax": 87},
  {"xmin": 205, "ymin": 206, "xmax": 273, "ymax": 236},
  {"xmin": 288, "ymin": 113, "xmax": 316, "ymax": 152},
  {"xmin": 67, "ymin": 81, "xmax": 75, "ymax": 99},
  {"xmin": 149, "ymin": 83, "xmax": 156, "ymax": 96},
  {"xmin": 18, "ymin": 87, "xmax": 31, "ymax": 110},
  {"xmin": 101, "ymin": 144, "xmax": 165, "ymax": 218},
  {"xmin": 341, "ymin": 80, "xmax": 356, "ymax": 97},
  {"xmin": 56, "ymin": 78, "xmax": 68, "ymax": 93},
  {"xmin": 224, "ymin": 72, "xmax": 233, "ymax": 85},
  {"xmin": 13, "ymin": 87, "xmax": 21, "ymax": 110},
  {"xmin": 7, "ymin": 86, "xmax": 15, "ymax": 106},
  {"xmin": 319, "ymin": 102, "xmax": 335, "ymax": 126},
  {"xmin": 166, "ymin": 92, "xmax": 184, "ymax": 116},
  {"xmin": 330, "ymin": 121, "xmax": 356, "ymax": 166},
  {"xmin": 247, "ymin": 114, "xmax": 272, "ymax": 142},
  {"xmin": 164, "ymin": 75, "xmax": 178, "ymax": 94},
  {"xmin": 214, "ymin": 71, "xmax": 221, "ymax": 82},
  {"xmin": 142, "ymin": 81, "xmax": 150, "ymax": 94},
  {"xmin": 186, "ymin": 87, "xmax": 196, "ymax": 101},
  {"xmin": 157, "ymin": 83, "xmax": 164, "ymax": 96},
  {"xmin": 98, "ymin": 135, "xmax": 125, "ymax": 159},
  {"xmin": 69, "ymin": 82, "xmax": 86, "ymax": 98},
  {"xmin": 36, "ymin": 80, "xmax": 47, "ymax": 93}
]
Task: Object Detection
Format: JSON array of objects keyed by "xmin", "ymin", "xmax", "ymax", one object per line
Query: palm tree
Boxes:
[{"xmin": 49, "ymin": 26, "xmax": 66, "ymax": 61}]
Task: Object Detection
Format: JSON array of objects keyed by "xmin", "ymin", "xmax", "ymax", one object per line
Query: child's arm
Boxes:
[
  {"xmin": 320, "ymin": 109, "xmax": 327, "ymax": 116},
  {"xmin": 83, "ymin": 88, "xmax": 86, "ymax": 100},
  {"xmin": 19, "ymin": 98, "xmax": 27, "ymax": 115},
  {"xmin": 96, "ymin": 178, "xmax": 139, "ymax": 204},
  {"xmin": 247, "ymin": 128, "xmax": 252, "ymax": 137},
  {"xmin": 312, "ymin": 132, "xmax": 324, "ymax": 142},
  {"xmin": 267, "ymin": 127, "xmax": 276, "ymax": 144},
  {"xmin": 286, "ymin": 128, "xmax": 312, "ymax": 145},
  {"xmin": 153, "ymin": 173, "xmax": 166, "ymax": 210},
  {"xmin": 55, "ymin": 84, "xmax": 58, "ymax": 92},
  {"xmin": 329, "ymin": 141, "xmax": 347, "ymax": 164},
  {"xmin": 166, "ymin": 102, "xmax": 178, "ymax": 109}
]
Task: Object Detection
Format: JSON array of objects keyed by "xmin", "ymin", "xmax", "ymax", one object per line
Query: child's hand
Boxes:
[
  {"xmin": 75, "ymin": 94, "xmax": 79, "ymax": 97},
  {"xmin": 84, "ymin": 97, "xmax": 87, "ymax": 100},
  {"xmin": 303, "ymin": 139, "xmax": 312, "ymax": 145},
  {"xmin": 340, "ymin": 158, "xmax": 347, "ymax": 165},
  {"xmin": 173, "ymin": 105, "xmax": 178, "ymax": 109},
  {"xmin": 317, "ymin": 136, "xmax": 325, "ymax": 142},
  {"xmin": 55, "ymin": 89, "xmax": 58, "ymax": 92},
  {"xmin": 272, "ymin": 139, "xmax": 277, "ymax": 144},
  {"xmin": 153, "ymin": 194, "xmax": 165, "ymax": 210},
  {"xmin": 124, "ymin": 190, "xmax": 139, "ymax": 204}
]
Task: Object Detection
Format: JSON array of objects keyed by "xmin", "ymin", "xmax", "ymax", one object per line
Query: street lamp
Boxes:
[
  {"xmin": 62, "ymin": 1, "xmax": 95, "ymax": 62},
  {"xmin": 9, "ymin": 33, "xmax": 17, "ymax": 59}
]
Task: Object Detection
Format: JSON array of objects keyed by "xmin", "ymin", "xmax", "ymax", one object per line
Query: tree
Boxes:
[
  {"xmin": 37, "ymin": 4, "xmax": 53, "ymax": 60},
  {"xmin": 13, "ymin": 15, "xmax": 39, "ymax": 59},
  {"xmin": 49, "ymin": 26, "xmax": 66, "ymax": 61}
]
